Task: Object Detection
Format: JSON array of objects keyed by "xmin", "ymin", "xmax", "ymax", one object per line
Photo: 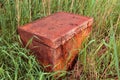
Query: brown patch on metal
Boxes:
[{"xmin": 18, "ymin": 12, "xmax": 93, "ymax": 71}]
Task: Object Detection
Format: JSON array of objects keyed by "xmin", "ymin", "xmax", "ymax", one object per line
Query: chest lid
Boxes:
[{"xmin": 18, "ymin": 12, "xmax": 93, "ymax": 48}]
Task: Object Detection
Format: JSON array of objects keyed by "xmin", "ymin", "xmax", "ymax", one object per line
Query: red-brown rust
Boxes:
[{"xmin": 18, "ymin": 12, "xmax": 93, "ymax": 71}]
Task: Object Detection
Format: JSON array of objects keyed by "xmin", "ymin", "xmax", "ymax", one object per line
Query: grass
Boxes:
[{"xmin": 0, "ymin": 0, "xmax": 120, "ymax": 79}]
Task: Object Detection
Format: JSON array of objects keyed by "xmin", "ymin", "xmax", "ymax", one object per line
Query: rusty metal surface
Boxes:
[
  {"xmin": 18, "ymin": 12, "xmax": 93, "ymax": 48},
  {"xmin": 18, "ymin": 12, "xmax": 93, "ymax": 71},
  {"xmin": 53, "ymin": 26, "xmax": 92, "ymax": 71}
]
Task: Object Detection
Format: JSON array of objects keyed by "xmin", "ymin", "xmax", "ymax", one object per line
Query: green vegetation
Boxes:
[{"xmin": 0, "ymin": 0, "xmax": 120, "ymax": 79}]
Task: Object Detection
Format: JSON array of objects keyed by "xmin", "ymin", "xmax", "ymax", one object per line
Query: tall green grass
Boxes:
[{"xmin": 0, "ymin": 0, "xmax": 120, "ymax": 79}]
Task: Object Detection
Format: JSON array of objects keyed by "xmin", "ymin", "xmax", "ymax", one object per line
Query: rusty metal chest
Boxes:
[{"xmin": 18, "ymin": 12, "xmax": 93, "ymax": 71}]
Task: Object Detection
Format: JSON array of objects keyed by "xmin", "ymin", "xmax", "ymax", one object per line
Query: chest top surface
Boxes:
[{"xmin": 18, "ymin": 12, "xmax": 93, "ymax": 48}]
